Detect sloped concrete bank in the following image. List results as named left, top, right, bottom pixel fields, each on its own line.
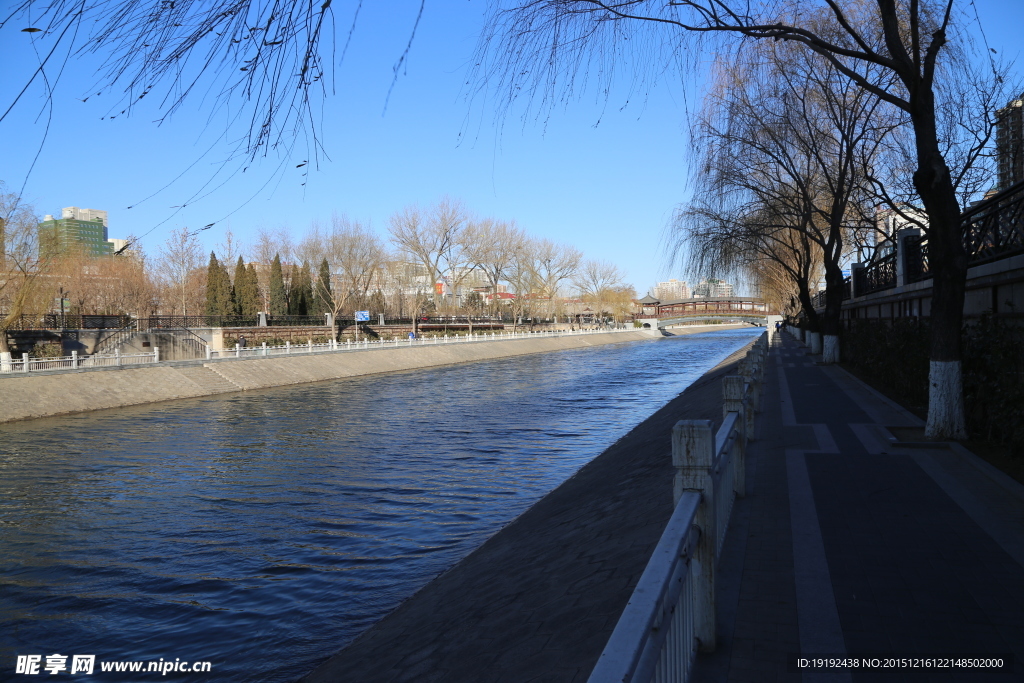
left=0, top=330, right=666, bottom=424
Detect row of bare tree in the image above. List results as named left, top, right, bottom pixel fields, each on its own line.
left=1, top=191, right=635, bottom=355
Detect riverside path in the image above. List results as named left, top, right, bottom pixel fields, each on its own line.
left=691, top=331, right=1024, bottom=682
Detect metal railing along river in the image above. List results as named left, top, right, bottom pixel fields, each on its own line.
left=588, top=332, right=768, bottom=683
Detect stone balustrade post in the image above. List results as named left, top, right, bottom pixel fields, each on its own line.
left=723, top=375, right=747, bottom=497
left=672, top=420, right=716, bottom=652
left=115, top=348, right=121, bottom=366
left=154, top=346, right=160, bottom=363
left=71, top=350, right=78, bottom=369
left=262, top=341, right=268, bottom=356
left=206, top=345, right=212, bottom=360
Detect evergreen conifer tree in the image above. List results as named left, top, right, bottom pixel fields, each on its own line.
left=205, top=252, right=220, bottom=317
left=269, top=254, right=288, bottom=315
left=287, top=262, right=313, bottom=315
left=246, top=264, right=262, bottom=314
left=234, top=256, right=260, bottom=315
left=205, top=252, right=234, bottom=317
left=316, top=258, right=332, bottom=316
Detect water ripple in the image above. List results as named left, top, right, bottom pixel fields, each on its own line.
left=0, top=328, right=758, bottom=681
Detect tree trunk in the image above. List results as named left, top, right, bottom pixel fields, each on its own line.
left=821, top=243, right=845, bottom=364
left=910, top=107, right=968, bottom=440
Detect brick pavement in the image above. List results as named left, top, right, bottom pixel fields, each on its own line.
left=692, top=331, right=1024, bottom=683
left=301, top=343, right=755, bottom=683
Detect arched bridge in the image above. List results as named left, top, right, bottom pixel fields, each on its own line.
left=636, top=297, right=775, bottom=328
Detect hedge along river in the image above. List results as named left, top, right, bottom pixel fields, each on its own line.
left=0, top=327, right=760, bottom=681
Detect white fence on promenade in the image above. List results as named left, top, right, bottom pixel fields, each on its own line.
left=0, top=348, right=159, bottom=374
left=588, top=331, right=768, bottom=683
left=207, top=327, right=636, bottom=360
left=0, top=327, right=640, bottom=376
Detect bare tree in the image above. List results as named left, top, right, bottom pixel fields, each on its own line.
left=680, top=31, right=898, bottom=362
left=3, top=0, right=372, bottom=162
left=574, top=259, right=626, bottom=325
left=387, top=199, right=467, bottom=309
left=0, top=186, right=52, bottom=361
left=505, top=238, right=543, bottom=330
left=215, top=229, right=245, bottom=266
left=479, top=0, right=1015, bottom=438
left=463, top=218, right=527, bottom=316
left=533, top=239, right=582, bottom=322
left=156, top=225, right=204, bottom=316
left=313, top=215, right=386, bottom=339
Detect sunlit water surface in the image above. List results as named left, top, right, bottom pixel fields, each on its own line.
left=1, top=328, right=759, bottom=681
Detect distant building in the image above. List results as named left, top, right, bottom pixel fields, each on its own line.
left=106, top=238, right=130, bottom=255
left=692, top=278, right=734, bottom=298
left=870, top=205, right=927, bottom=261
left=997, top=96, right=1024, bottom=191
left=39, top=207, right=113, bottom=257
left=653, top=279, right=690, bottom=300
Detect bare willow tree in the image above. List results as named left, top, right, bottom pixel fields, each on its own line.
left=681, top=28, right=899, bottom=363
left=2, top=0, right=372, bottom=162
left=479, top=0, right=1012, bottom=437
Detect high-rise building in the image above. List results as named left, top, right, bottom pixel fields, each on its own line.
left=39, top=207, right=114, bottom=257
left=997, top=97, right=1024, bottom=191
left=653, top=279, right=690, bottom=301
left=692, top=278, right=734, bottom=298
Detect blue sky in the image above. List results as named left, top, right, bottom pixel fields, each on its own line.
left=3, top=0, right=1023, bottom=294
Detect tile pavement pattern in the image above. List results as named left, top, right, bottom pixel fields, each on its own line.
left=693, top=333, right=1024, bottom=683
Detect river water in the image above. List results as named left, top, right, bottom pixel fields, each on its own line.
left=0, top=328, right=759, bottom=681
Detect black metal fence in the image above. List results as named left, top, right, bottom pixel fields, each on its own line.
left=857, top=250, right=898, bottom=295
left=4, top=314, right=131, bottom=330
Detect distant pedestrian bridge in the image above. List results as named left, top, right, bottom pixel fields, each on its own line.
left=636, top=296, right=773, bottom=328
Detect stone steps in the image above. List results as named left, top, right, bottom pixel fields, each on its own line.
left=173, top=365, right=241, bottom=394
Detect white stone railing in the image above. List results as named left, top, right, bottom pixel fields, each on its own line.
left=206, top=326, right=638, bottom=360
left=0, top=348, right=159, bottom=374
left=0, top=327, right=639, bottom=376
left=588, top=332, right=767, bottom=683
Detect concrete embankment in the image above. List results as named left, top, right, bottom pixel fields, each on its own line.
left=0, top=328, right=722, bottom=424
left=301, top=338, right=754, bottom=682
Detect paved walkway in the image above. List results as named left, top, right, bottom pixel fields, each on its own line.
left=302, top=343, right=754, bottom=683
left=693, top=331, right=1024, bottom=682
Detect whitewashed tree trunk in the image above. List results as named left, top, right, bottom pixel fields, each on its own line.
left=822, top=335, right=840, bottom=364
left=0, top=351, right=11, bottom=373
left=809, top=332, right=823, bottom=355
left=925, top=360, right=967, bottom=440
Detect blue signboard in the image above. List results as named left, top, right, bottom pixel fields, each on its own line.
left=355, top=310, right=370, bottom=322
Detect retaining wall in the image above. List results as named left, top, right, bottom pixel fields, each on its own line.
left=0, top=330, right=662, bottom=424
